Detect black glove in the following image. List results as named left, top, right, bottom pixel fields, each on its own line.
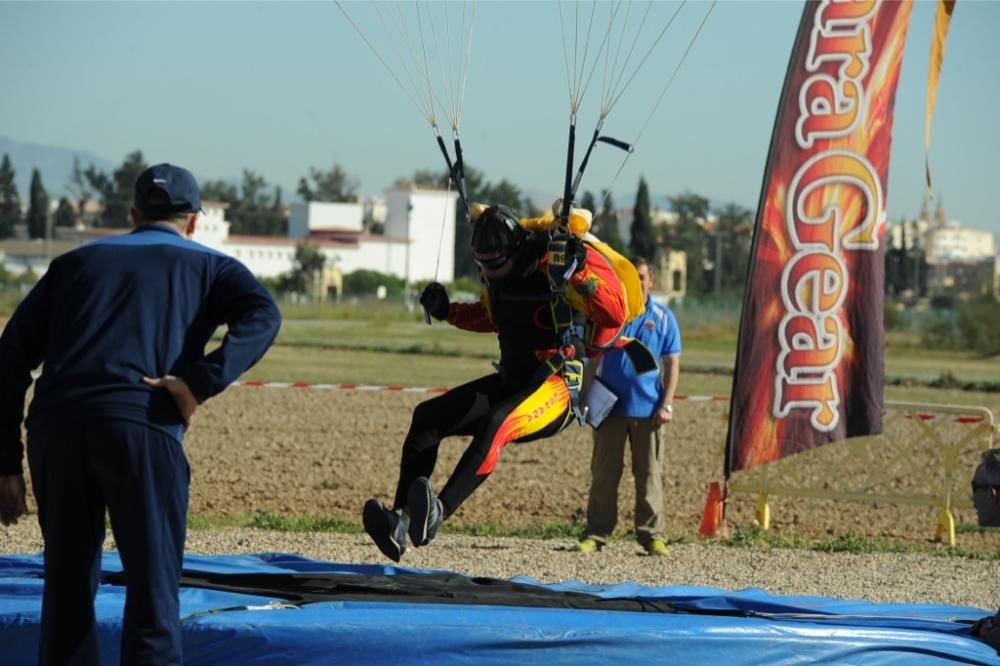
left=419, top=282, right=450, bottom=321
left=564, top=236, right=587, bottom=275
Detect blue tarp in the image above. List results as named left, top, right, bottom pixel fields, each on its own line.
left=0, top=552, right=997, bottom=665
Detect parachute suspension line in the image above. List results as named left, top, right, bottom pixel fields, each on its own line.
left=557, top=4, right=577, bottom=115
left=600, top=1, right=633, bottom=118
left=423, top=172, right=454, bottom=325
left=413, top=0, right=472, bottom=214
left=601, top=0, right=654, bottom=116
left=421, top=0, right=475, bottom=132
left=455, top=2, right=477, bottom=131
left=335, top=1, right=434, bottom=124
left=573, top=1, right=601, bottom=114
left=393, top=2, right=451, bottom=127
left=412, top=3, right=443, bottom=126
left=424, top=0, right=458, bottom=130
left=560, top=1, right=634, bottom=222
left=599, top=0, right=716, bottom=212
left=434, top=176, right=454, bottom=283
left=558, top=2, right=598, bottom=115
left=339, top=1, right=472, bottom=215
left=604, top=0, right=685, bottom=116
left=382, top=2, right=440, bottom=123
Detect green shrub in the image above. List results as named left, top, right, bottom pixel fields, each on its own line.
left=883, top=301, right=904, bottom=331
left=957, top=296, right=1000, bottom=357
left=919, top=311, right=961, bottom=349
left=343, top=270, right=406, bottom=298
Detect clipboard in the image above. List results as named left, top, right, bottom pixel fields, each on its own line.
left=583, top=376, right=618, bottom=429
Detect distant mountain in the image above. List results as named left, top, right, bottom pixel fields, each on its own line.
left=0, top=136, right=115, bottom=200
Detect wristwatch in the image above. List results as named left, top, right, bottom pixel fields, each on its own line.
left=663, top=404, right=673, bottom=414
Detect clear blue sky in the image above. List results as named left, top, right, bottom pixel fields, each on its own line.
left=1, top=1, right=997, bottom=237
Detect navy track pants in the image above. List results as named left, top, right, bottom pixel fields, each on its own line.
left=27, top=418, right=189, bottom=666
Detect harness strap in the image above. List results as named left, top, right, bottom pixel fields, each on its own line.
left=543, top=233, right=590, bottom=425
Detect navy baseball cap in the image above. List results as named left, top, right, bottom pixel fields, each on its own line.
left=134, top=163, right=202, bottom=215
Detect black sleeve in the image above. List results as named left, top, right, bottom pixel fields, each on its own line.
left=0, top=273, right=52, bottom=474
left=180, top=258, right=282, bottom=403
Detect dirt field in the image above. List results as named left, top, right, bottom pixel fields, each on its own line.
left=176, top=385, right=1000, bottom=552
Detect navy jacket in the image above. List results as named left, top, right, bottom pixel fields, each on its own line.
left=0, top=224, right=282, bottom=474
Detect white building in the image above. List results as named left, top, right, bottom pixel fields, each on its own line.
left=1, top=188, right=459, bottom=289
left=287, top=201, right=364, bottom=239
left=924, top=223, right=997, bottom=265
left=193, top=188, right=458, bottom=284
left=383, top=185, right=457, bottom=284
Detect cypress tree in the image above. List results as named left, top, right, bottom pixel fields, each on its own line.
left=629, top=177, right=656, bottom=261
left=26, top=168, right=50, bottom=240
left=0, top=154, right=20, bottom=239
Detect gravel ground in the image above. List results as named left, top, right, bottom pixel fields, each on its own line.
left=4, top=387, right=999, bottom=617
left=2, top=520, right=997, bottom=612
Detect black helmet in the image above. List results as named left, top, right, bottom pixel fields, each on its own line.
left=471, top=204, right=528, bottom=279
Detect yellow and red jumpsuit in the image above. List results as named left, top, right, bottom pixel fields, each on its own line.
left=391, top=244, right=629, bottom=517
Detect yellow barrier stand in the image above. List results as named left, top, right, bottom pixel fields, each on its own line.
left=755, top=493, right=770, bottom=531
left=728, top=401, right=996, bottom=547
left=935, top=506, right=956, bottom=546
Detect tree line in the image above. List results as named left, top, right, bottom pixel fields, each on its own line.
left=0, top=150, right=757, bottom=298
left=0, top=149, right=934, bottom=303
left=0, top=150, right=364, bottom=239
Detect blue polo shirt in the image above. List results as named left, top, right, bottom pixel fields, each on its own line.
left=0, top=223, right=281, bottom=474
left=598, top=295, right=681, bottom=418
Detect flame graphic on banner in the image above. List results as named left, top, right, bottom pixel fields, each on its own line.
left=726, top=1, right=913, bottom=474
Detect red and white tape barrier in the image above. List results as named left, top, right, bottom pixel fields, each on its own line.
left=231, top=381, right=991, bottom=425
left=234, top=380, right=448, bottom=394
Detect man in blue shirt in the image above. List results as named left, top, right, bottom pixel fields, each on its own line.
left=577, top=256, right=681, bottom=556
left=0, top=163, right=281, bottom=665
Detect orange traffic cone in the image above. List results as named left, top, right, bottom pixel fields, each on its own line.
left=698, top=481, right=726, bottom=539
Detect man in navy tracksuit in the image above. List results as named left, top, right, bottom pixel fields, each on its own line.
left=0, top=163, right=281, bottom=665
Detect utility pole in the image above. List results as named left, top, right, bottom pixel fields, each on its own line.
left=714, top=225, right=722, bottom=296
left=403, top=196, right=413, bottom=313
left=44, top=208, right=52, bottom=266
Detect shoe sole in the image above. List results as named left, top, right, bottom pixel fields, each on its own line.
left=362, top=499, right=404, bottom=563
left=407, top=478, right=434, bottom=547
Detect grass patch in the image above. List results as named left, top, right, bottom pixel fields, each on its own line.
left=956, top=522, right=990, bottom=535
left=187, top=512, right=362, bottom=534
left=719, top=526, right=1000, bottom=560
left=187, top=513, right=248, bottom=530
left=246, top=513, right=362, bottom=533
left=813, top=533, right=909, bottom=555
left=724, top=525, right=804, bottom=549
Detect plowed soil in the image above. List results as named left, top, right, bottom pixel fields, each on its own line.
left=175, top=386, right=999, bottom=552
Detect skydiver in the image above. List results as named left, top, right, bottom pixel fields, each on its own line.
left=362, top=203, right=632, bottom=562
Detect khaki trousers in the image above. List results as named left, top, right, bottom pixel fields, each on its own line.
left=583, top=415, right=665, bottom=546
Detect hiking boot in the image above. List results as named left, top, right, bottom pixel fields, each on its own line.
left=574, top=537, right=602, bottom=553
left=363, top=499, right=409, bottom=563
left=407, top=477, right=444, bottom=547
left=644, top=539, right=669, bottom=556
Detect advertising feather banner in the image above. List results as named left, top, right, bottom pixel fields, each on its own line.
left=726, top=0, right=913, bottom=475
